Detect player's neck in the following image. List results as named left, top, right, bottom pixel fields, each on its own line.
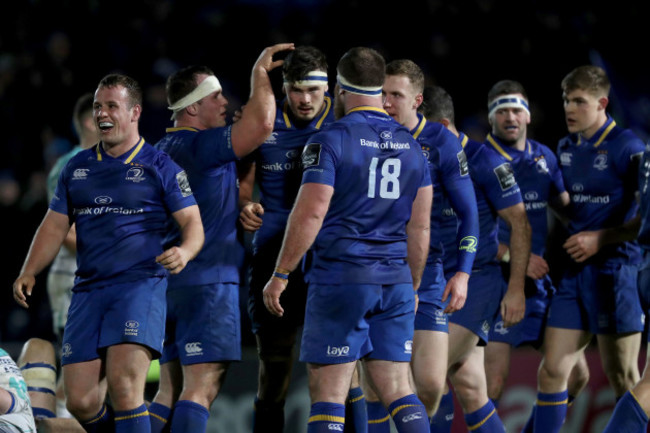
left=102, top=134, right=141, bottom=157
left=580, top=113, right=608, bottom=141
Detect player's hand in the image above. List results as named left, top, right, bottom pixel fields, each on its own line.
left=443, top=271, right=469, bottom=314
left=527, top=253, right=549, bottom=280
left=240, top=202, right=264, bottom=232
left=263, top=277, right=288, bottom=317
left=254, top=43, right=295, bottom=73
left=563, top=230, right=601, bottom=263
left=13, top=274, right=35, bottom=309
left=500, top=285, right=525, bottom=327
left=156, top=246, right=191, bottom=275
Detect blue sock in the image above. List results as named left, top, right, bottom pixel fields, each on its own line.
left=388, top=394, right=429, bottom=433
left=464, top=400, right=504, bottom=432
left=533, top=390, right=567, bottom=433
left=603, top=391, right=649, bottom=433
left=430, top=391, right=454, bottom=433
left=521, top=404, right=535, bottom=433
left=367, top=400, right=390, bottom=433
left=253, top=398, right=285, bottom=433
left=114, top=404, right=150, bottom=433
left=345, top=387, right=367, bottom=433
left=169, top=400, right=209, bottom=433
left=308, top=401, right=345, bottom=433
left=148, top=402, right=171, bottom=433
left=80, top=404, right=114, bottom=433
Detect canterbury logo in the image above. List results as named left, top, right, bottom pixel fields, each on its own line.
left=185, top=342, right=203, bottom=354
left=402, top=412, right=423, bottom=423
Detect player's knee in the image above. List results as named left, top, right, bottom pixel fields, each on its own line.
left=414, top=375, right=446, bottom=408
left=18, top=340, right=58, bottom=419
left=18, top=338, right=56, bottom=366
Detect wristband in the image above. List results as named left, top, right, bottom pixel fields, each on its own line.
left=273, top=267, right=290, bottom=280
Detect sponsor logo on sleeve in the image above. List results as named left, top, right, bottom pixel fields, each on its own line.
left=176, top=170, right=193, bottom=197
left=493, top=162, right=516, bottom=190
left=457, top=150, right=469, bottom=176
left=302, top=143, right=322, bottom=168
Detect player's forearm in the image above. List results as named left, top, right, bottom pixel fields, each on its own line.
left=406, top=232, right=428, bottom=291
left=599, top=215, right=641, bottom=246
left=178, top=214, right=205, bottom=262
left=276, top=210, right=322, bottom=272
left=507, top=217, right=531, bottom=291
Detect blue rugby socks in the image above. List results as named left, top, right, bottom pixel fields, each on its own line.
left=463, top=400, right=504, bottom=432
left=148, top=402, right=171, bottom=433
left=532, top=390, right=567, bottom=433
left=367, top=400, right=390, bottom=433
left=602, top=391, right=649, bottom=433
left=308, top=401, right=346, bottom=433
left=345, top=386, right=368, bottom=433
left=388, top=394, right=429, bottom=433
left=430, top=391, right=454, bottom=433
left=114, top=404, right=149, bottom=433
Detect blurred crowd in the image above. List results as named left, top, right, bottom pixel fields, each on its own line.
left=1, top=0, right=648, bottom=347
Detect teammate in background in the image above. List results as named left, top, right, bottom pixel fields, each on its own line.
left=44, top=92, right=97, bottom=419
left=602, top=143, right=650, bottom=432
left=10, top=338, right=85, bottom=432
left=481, top=80, right=590, bottom=422
left=262, top=46, right=432, bottom=433
left=523, top=64, right=645, bottom=433
left=237, top=45, right=339, bottom=433
left=421, top=84, right=531, bottom=433
left=13, top=73, right=205, bottom=433
left=1, top=345, right=37, bottom=433
left=148, top=43, right=293, bottom=433
left=362, top=59, right=478, bottom=432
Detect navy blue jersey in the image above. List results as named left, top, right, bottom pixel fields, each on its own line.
left=448, top=135, right=523, bottom=269
left=50, top=139, right=197, bottom=289
left=486, top=133, right=565, bottom=256
left=301, top=106, right=431, bottom=284
left=412, top=114, right=478, bottom=274
left=557, top=117, right=644, bottom=263
left=251, top=95, right=334, bottom=250
left=637, top=144, right=650, bottom=249
left=155, top=125, right=243, bottom=285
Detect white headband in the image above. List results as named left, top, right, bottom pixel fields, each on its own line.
left=168, top=75, right=222, bottom=120
left=488, top=94, right=530, bottom=119
left=336, top=74, right=383, bottom=96
left=284, top=70, right=328, bottom=87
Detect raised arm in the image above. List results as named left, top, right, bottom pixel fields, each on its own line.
left=231, top=43, right=295, bottom=158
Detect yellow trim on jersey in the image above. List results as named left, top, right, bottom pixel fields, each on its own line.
left=95, top=137, right=145, bottom=164
left=460, top=134, right=469, bottom=149
left=165, top=126, right=199, bottom=133
left=467, top=408, right=496, bottom=431
left=315, top=96, right=332, bottom=129
left=592, top=120, right=616, bottom=148
left=486, top=133, right=531, bottom=161
left=346, top=106, right=388, bottom=115
left=282, top=96, right=332, bottom=130
left=412, top=116, right=426, bottom=139
left=282, top=100, right=292, bottom=128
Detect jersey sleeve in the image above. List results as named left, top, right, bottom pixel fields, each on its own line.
left=301, top=129, right=340, bottom=187
left=483, top=157, right=523, bottom=211
left=194, top=125, right=238, bottom=168
left=157, top=154, right=198, bottom=213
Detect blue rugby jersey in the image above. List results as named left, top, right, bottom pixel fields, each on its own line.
left=250, top=95, right=334, bottom=252
left=451, top=136, right=524, bottom=269
left=301, top=106, right=431, bottom=284
left=50, top=139, right=197, bottom=289
left=557, top=116, right=644, bottom=262
left=155, top=125, right=243, bottom=285
left=636, top=143, right=650, bottom=249
left=411, top=114, right=478, bottom=274
left=486, top=133, right=565, bottom=257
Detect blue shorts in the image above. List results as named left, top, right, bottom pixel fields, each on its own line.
left=415, top=262, right=449, bottom=332
left=547, top=261, right=644, bottom=334
left=300, top=283, right=415, bottom=364
left=61, top=277, right=167, bottom=365
left=637, top=251, right=650, bottom=341
left=160, top=282, right=241, bottom=365
left=489, top=275, right=552, bottom=348
left=248, top=238, right=308, bottom=337
left=448, top=263, right=504, bottom=345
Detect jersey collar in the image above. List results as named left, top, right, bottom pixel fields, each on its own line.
left=95, top=137, right=145, bottom=164
left=282, top=95, right=332, bottom=129
left=485, top=132, right=530, bottom=161
left=411, top=113, right=426, bottom=139
left=577, top=116, right=616, bottom=148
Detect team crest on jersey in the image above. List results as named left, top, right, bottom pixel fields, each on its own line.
left=176, top=171, right=193, bottom=197
left=422, top=150, right=430, bottom=160
left=61, top=343, right=72, bottom=358
left=535, top=157, right=549, bottom=174
left=493, top=320, right=509, bottom=335
left=593, top=153, right=608, bottom=171
left=302, top=143, right=322, bottom=167
left=126, top=167, right=145, bottom=183
left=572, top=183, right=584, bottom=192
left=459, top=236, right=477, bottom=253
left=493, top=162, right=516, bottom=191
left=404, top=340, right=413, bottom=354
left=457, top=150, right=469, bottom=176
left=380, top=130, right=393, bottom=140
left=94, top=196, right=113, bottom=204
left=265, top=132, right=278, bottom=145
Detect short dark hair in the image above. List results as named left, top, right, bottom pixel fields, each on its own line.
left=561, top=65, right=610, bottom=97
left=420, top=85, right=455, bottom=124
left=283, top=46, right=328, bottom=84
left=72, top=92, right=94, bottom=137
left=487, top=79, right=527, bottom=106
left=385, top=59, right=424, bottom=94
left=166, top=65, right=215, bottom=106
left=337, top=47, right=385, bottom=89
left=97, top=73, right=142, bottom=107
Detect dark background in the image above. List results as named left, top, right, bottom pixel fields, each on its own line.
left=1, top=0, right=649, bottom=351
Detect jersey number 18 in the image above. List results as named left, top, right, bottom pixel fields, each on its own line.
left=368, top=157, right=401, bottom=199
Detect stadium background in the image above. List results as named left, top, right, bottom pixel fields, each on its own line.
left=1, top=1, right=648, bottom=431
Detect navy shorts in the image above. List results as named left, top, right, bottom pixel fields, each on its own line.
left=415, top=262, right=449, bottom=332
